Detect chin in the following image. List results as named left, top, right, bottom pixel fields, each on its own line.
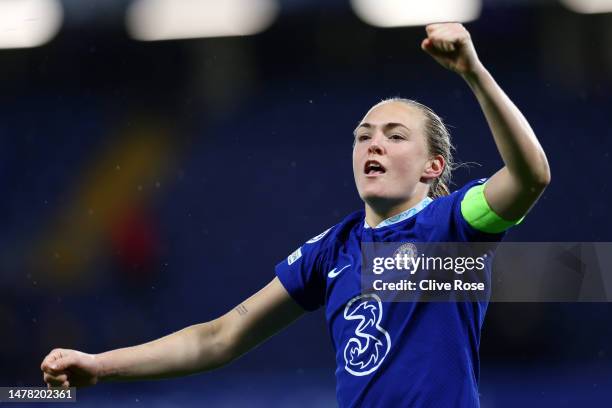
left=359, top=188, right=385, bottom=202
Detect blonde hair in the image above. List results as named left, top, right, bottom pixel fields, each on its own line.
left=375, top=98, right=455, bottom=199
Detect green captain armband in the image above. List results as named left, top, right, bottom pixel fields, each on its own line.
left=460, top=183, right=525, bottom=234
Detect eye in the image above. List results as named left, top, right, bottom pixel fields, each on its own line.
left=389, top=133, right=405, bottom=141
left=357, top=134, right=371, bottom=142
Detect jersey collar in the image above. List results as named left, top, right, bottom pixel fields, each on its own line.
left=364, top=196, right=433, bottom=229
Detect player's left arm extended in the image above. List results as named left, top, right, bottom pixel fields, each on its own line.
left=422, top=23, right=550, bottom=221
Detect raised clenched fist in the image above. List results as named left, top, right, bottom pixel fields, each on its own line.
left=421, top=23, right=482, bottom=76
left=40, top=348, right=100, bottom=389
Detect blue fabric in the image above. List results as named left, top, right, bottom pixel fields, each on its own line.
left=275, top=179, right=506, bottom=408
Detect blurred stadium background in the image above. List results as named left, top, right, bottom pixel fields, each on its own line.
left=1, top=0, right=612, bottom=406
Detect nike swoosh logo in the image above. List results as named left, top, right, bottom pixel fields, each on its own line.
left=328, top=264, right=351, bottom=279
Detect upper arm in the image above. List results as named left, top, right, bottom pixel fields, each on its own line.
left=217, top=277, right=306, bottom=361
left=483, top=166, right=549, bottom=221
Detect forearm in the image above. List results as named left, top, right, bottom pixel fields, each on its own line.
left=96, top=320, right=229, bottom=382
left=463, top=66, right=550, bottom=185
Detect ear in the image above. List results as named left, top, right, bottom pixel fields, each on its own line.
left=420, top=155, right=445, bottom=182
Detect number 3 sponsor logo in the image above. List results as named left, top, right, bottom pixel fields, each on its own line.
left=342, top=293, right=391, bottom=376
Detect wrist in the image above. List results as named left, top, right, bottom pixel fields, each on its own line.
left=460, top=62, right=488, bottom=85
left=93, top=353, right=113, bottom=382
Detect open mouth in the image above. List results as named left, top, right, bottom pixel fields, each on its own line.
left=364, top=160, right=386, bottom=175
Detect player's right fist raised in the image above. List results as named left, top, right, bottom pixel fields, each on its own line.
left=40, top=348, right=100, bottom=388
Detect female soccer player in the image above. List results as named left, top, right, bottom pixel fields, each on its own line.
left=41, top=23, right=550, bottom=407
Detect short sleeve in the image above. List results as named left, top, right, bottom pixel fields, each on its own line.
left=274, top=230, right=330, bottom=311
left=460, top=182, right=524, bottom=234
left=450, top=179, right=508, bottom=242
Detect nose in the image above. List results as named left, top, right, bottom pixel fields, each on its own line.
left=367, top=132, right=385, bottom=155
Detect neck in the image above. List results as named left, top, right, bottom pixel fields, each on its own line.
left=364, top=193, right=429, bottom=228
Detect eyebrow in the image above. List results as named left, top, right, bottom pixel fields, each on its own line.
left=353, top=122, right=412, bottom=135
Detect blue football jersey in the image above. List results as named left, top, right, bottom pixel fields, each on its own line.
left=275, top=179, right=507, bottom=408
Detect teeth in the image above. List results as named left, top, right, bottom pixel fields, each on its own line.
left=366, top=161, right=383, bottom=173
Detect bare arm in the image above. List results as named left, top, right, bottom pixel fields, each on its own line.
left=422, top=23, right=551, bottom=220
left=41, top=277, right=305, bottom=387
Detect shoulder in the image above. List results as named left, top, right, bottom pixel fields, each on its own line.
left=418, top=178, right=506, bottom=241
left=441, top=178, right=488, bottom=206
left=274, top=211, right=364, bottom=311
left=302, top=210, right=364, bottom=252
left=422, top=179, right=487, bottom=218
left=281, top=210, right=363, bottom=268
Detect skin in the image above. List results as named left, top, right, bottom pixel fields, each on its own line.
left=353, top=101, right=444, bottom=228
left=421, top=23, right=550, bottom=220
left=41, top=23, right=550, bottom=389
